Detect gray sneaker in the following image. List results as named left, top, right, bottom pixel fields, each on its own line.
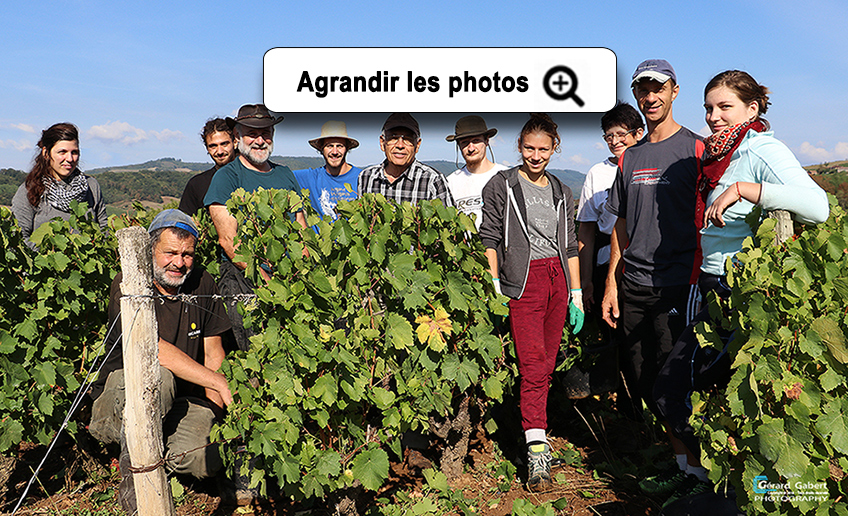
left=526, top=441, right=552, bottom=492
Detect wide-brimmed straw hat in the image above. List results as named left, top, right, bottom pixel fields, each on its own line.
left=308, top=121, right=359, bottom=150
left=445, top=115, right=497, bottom=142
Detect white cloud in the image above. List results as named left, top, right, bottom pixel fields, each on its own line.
left=593, top=141, right=606, bottom=151
left=0, top=139, right=32, bottom=152
left=150, top=129, right=184, bottom=143
left=490, top=134, right=510, bottom=151
left=568, top=154, right=590, bottom=166
left=87, top=121, right=184, bottom=146
left=87, top=121, right=149, bottom=145
left=796, top=141, right=847, bottom=163
left=10, top=123, right=36, bottom=133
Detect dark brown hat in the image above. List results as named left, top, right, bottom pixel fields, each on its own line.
left=225, top=104, right=284, bottom=129
left=446, top=115, right=497, bottom=142
left=382, top=113, right=420, bottom=139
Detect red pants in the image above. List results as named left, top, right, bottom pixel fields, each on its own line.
left=509, top=257, right=569, bottom=431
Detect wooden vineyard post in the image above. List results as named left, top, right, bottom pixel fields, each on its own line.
left=116, top=227, right=176, bottom=516
left=769, top=209, right=793, bottom=245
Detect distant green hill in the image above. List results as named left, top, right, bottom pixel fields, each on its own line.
left=96, top=169, right=196, bottom=205
left=88, top=157, right=208, bottom=174
left=805, top=160, right=848, bottom=209
left=0, top=157, right=586, bottom=212
left=422, top=160, right=459, bottom=176
left=548, top=169, right=585, bottom=196
left=0, top=168, right=26, bottom=205
left=272, top=156, right=327, bottom=170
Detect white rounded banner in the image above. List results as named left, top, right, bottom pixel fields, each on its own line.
left=264, top=47, right=617, bottom=113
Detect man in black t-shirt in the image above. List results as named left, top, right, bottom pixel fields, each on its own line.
left=178, top=118, right=237, bottom=216
left=602, top=60, right=702, bottom=410
left=89, top=210, right=232, bottom=499
left=601, top=60, right=707, bottom=499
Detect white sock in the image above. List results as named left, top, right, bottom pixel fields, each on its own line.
left=676, top=454, right=687, bottom=471
left=687, top=465, right=708, bottom=482
left=525, top=428, right=547, bottom=445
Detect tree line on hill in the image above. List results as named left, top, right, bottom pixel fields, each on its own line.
left=0, top=157, right=587, bottom=209
left=808, top=162, right=848, bottom=210
left=0, top=168, right=26, bottom=206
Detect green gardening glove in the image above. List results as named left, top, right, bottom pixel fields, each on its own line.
left=568, top=288, right=584, bottom=334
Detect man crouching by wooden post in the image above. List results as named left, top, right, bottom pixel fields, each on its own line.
left=88, top=209, right=233, bottom=515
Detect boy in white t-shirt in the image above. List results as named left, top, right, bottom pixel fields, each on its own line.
left=577, top=102, right=644, bottom=313
left=445, top=116, right=508, bottom=229
left=577, top=102, right=644, bottom=422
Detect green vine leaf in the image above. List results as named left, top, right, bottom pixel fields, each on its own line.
left=811, top=316, right=848, bottom=364
left=350, top=447, right=389, bottom=491
left=386, top=313, right=414, bottom=350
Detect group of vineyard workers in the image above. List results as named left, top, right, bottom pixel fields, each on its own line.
left=9, top=59, right=829, bottom=508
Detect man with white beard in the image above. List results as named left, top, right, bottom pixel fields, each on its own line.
left=204, top=103, right=306, bottom=351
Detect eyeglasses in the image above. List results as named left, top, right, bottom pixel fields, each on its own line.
left=602, top=128, right=638, bottom=143
left=384, top=133, right=417, bottom=146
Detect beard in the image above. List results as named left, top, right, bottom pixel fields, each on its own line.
left=238, top=138, right=273, bottom=168
left=463, top=151, right=485, bottom=168
left=212, top=151, right=234, bottom=168
left=153, top=261, right=192, bottom=290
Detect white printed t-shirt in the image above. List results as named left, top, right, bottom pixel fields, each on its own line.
left=447, top=162, right=509, bottom=229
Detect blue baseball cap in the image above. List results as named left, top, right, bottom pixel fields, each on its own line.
left=631, top=59, right=677, bottom=86
left=148, top=209, right=198, bottom=239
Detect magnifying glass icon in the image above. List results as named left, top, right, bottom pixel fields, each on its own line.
left=543, top=65, right=584, bottom=107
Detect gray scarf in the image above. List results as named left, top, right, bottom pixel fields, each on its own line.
left=43, top=170, right=89, bottom=212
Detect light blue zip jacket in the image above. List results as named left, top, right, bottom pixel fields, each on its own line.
left=701, top=130, right=829, bottom=276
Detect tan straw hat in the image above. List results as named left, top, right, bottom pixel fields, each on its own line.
left=308, top=121, right=360, bottom=150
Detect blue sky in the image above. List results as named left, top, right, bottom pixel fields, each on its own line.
left=2, top=0, right=846, bottom=175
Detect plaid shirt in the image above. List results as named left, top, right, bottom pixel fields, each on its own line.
left=357, top=159, right=455, bottom=207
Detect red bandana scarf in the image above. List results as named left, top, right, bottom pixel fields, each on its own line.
left=695, top=119, right=767, bottom=229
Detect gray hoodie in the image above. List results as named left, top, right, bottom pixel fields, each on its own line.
left=479, top=166, right=578, bottom=299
